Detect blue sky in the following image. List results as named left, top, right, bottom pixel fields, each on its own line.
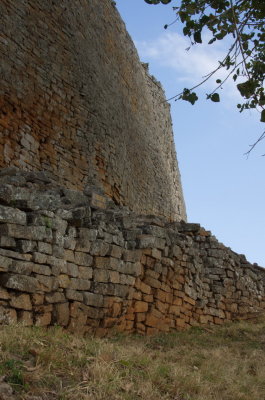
left=115, top=0, right=265, bottom=267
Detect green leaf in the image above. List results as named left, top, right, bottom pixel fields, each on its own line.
left=208, top=37, right=216, bottom=44
left=261, top=110, right=265, bottom=123
left=237, top=80, right=259, bottom=99
left=210, top=93, right=220, bottom=102
left=182, top=89, right=198, bottom=105
left=194, top=31, right=202, bottom=43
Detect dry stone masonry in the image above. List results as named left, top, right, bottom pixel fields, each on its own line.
left=0, top=0, right=186, bottom=221
left=0, top=0, right=264, bottom=334
left=0, top=170, right=264, bottom=335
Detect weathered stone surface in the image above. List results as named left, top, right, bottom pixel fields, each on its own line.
left=0, top=175, right=264, bottom=336
left=83, top=292, right=104, bottom=307
left=0, top=224, right=52, bottom=241
left=0, top=274, right=38, bottom=293
left=0, top=236, right=16, bottom=248
left=10, top=294, right=32, bottom=310
left=0, top=255, right=12, bottom=272
left=0, top=205, right=26, bottom=225
left=45, top=292, right=66, bottom=303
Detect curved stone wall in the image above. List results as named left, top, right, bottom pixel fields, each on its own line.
left=0, top=170, right=264, bottom=335
left=0, top=0, right=186, bottom=221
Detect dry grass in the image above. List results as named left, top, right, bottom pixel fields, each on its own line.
left=0, top=318, right=265, bottom=400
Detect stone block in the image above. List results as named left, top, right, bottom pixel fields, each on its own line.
left=144, top=276, right=161, bottom=289
left=123, top=249, right=142, bottom=262
left=17, top=240, right=37, bottom=253
left=78, top=228, right=97, bottom=241
left=135, top=279, right=152, bottom=295
left=33, top=252, right=48, bottom=264
left=75, top=239, right=91, bottom=252
left=10, top=294, right=32, bottom=310
left=137, top=235, right=166, bottom=250
left=83, top=292, right=104, bottom=307
left=95, top=257, right=122, bottom=270
left=0, top=288, right=10, bottom=300
left=107, top=245, right=123, bottom=259
left=65, top=289, right=83, bottom=301
left=74, top=251, right=93, bottom=266
left=64, top=249, right=75, bottom=263
left=90, top=240, right=109, bottom=256
left=0, top=248, right=32, bottom=261
left=31, top=293, right=44, bottom=305
left=0, top=224, right=52, bottom=241
left=143, top=294, right=153, bottom=302
left=45, top=292, right=66, bottom=303
left=70, top=278, right=91, bottom=291
left=134, top=301, right=148, bottom=313
left=0, top=205, right=27, bottom=225
left=0, top=255, right=12, bottom=272
left=37, top=275, right=59, bottom=292
left=145, top=313, right=160, bottom=328
left=0, top=236, right=16, bottom=248
left=120, top=274, right=135, bottom=286
left=109, top=270, right=120, bottom=284
left=38, top=241, right=53, bottom=254
left=32, top=263, right=51, bottom=276
left=67, top=262, right=79, bottom=277
left=0, top=274, right=38, bottom=293
left=54, top=302, right=69, bottom=326
left=58, top=274, right=71, bottom=288
left=78, top=266, right=93, bottom=280
left=0, top=184, right=13, bottom=204
left=35, top=313, right=52, bottom=326
left=64, top=237, right=77, bottom=250
left=94, top=269, right=109, bottom=283
left=9, top=260, right=34, bottom=275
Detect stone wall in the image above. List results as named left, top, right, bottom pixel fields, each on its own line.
left=0, top=0, right=186, bottom=221
left=0, top=170, right=264, bottom=335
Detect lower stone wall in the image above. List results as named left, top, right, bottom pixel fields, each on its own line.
left=0, top=168, right=264, bottom=335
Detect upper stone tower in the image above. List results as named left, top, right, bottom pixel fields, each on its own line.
left=0, top=0, right=186, bottom=221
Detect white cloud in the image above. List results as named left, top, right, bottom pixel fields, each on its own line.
left=135, top=32, right=243, bottom=103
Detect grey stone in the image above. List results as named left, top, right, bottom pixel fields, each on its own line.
left=45, top=292, right=65, bottom=303
left=0, top=236, right=16, bottom=248
left=0, top=274, right=38, bottom=292
left=9, top=260, right=34, bottom=275
left=37, top=275, right=59, bottom=291
left=70, top=278, right=91, bottom=291
left=0, top=255, right=12, bottom=272
left=65, top=289, right=83, bottom=301
left=90, top=240, right=109, bottom=256
left=83, top=292, right=104, bottom=307
left=74, top=251, right=93, bottom=266
left=0, top=205, right=26, bottom=225
left=0, top=184, right=13, bottom=204
left=0, top=224, right=52, bottom=241
left=0, top=248, right=32, bottom=261
left=17, top=240, right=37, bottom=253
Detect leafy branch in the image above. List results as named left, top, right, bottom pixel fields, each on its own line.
left=144, top=0, right=265, bottom=135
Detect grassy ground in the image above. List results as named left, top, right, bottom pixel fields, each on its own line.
left=0, top=318, right=265, bottom=400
